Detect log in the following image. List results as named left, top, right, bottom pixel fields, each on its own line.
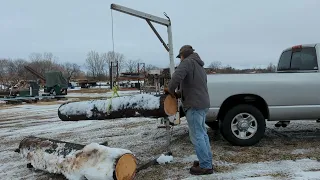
left=58, top=94, right=168, bottom=121
left=16, top=136, right=137, bottom=180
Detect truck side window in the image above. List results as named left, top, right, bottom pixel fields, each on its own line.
left=291, top=47, right=318, bottom=70
left=277, top=50, right=291, bottom=70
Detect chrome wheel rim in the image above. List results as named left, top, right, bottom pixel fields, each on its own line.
left=231, top=113, right=258, bottom=140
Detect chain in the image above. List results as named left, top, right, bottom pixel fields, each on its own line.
left=110, top=9, right=118, bottom=87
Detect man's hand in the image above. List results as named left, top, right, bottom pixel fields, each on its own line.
left=164, top=88, right=181, bottom=99
left=175, top=91, right=181, bottom=98
left=163, top=87, right=175, bottom=98
left=164, top=87, right=170, bottom=95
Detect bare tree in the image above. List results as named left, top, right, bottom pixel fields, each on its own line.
left=62, top=63, right=81, bottom=81
left=29, top=53, right=42, bottom=62
left=85, top=51, right=99, bottom=77
left=145, top=64, right=160, bottom=71
left=266, top=62, right=277, bottom=72
left=126, top=59, right=140, bottom=73
left=85, top=50, right=106, bottom=79
left=0, top=59, right=9, bottom=86
left=6, top=59, right=28, bottom=83
left=28, top=52, right=62, bottom=76
left=105, top=51, right=125, bottom=73
left=208, top=61, right=222, bottom=70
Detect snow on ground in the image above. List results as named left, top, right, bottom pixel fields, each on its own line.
left=91, top=85, right=109, bottom=89
left=182, top=158, right=320, bottom=180
left=0, top=103, right=180, bottom=179
left=68, top=87, right=81, bottom=90
left=0, top=92, right=320, bottom=179
left=157, top=154, right=174, bottom=164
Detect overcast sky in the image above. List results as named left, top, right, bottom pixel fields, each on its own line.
left=1, top=0, right=320, bottom=69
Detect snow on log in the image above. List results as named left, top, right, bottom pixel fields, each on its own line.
left=16, top=136, right=137, bottom=180
left=58, top=94, right=167, bottom=121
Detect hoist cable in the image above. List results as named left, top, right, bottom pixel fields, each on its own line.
left=111, top=9, right=115, bottom=56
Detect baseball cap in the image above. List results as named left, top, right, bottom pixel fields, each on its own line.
left=176, top=45, right=195, bottom=58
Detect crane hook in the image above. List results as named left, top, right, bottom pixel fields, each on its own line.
left=163, top=12, right=170, bottom=21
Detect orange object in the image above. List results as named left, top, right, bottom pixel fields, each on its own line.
left=115, top=153, right=137, bottom=180
left=164, top=95, right=178, bottom=116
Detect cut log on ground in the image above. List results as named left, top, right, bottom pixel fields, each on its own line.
left=58, top=94, right=168, bottom=121
left=16, top=136, right=137, bottom=180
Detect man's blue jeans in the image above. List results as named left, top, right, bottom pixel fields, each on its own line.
left=185, top=108, right=213, bottom=169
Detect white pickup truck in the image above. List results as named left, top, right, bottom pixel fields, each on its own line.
left=203, top=43, right=320, bottom=146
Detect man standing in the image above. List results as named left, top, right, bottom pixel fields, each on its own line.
left=165, top=45, right=213, bottom=175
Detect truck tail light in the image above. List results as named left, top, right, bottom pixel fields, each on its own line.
left=292, top=45, right=302, bottom=49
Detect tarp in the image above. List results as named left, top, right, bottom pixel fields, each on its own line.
left=45, top=71, right=68, bottom=88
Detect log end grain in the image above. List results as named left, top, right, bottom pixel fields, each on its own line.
left=115, top=153, right=137, bottom=180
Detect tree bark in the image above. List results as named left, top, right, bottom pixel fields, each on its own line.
left=58, top=94, right=168, bottom=121
left=16, top=136, right=137, bottom=180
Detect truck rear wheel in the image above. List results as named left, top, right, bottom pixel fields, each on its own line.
left=221, top=104, right=266, bottom=146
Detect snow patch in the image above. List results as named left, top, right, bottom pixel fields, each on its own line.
left=59, top=94, right=160, bottom=118
left=293, top=171, right=320, bottom=180
left=68, top=87, right=81, bottom=90
left=21, top=142, right=132, bottom=180
left=157, top=154, right=173, bottom=164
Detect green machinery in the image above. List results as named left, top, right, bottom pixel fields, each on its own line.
left=24, top=66, right=68, bottom=96
left=0, top=66, right=68, bottom=103
left=43, top=71, right=68, bottom=96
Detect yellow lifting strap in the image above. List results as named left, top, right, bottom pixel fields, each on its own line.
left=107, top=84, right=120, bottom=113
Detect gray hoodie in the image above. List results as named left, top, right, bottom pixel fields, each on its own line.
left=168, top=53, right=210, bottom=109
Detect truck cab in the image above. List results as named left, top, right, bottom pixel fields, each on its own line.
left=277, top=44, right=319, bottom=73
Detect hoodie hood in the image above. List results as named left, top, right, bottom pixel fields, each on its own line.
left=187, top=53, right=204, bottom=67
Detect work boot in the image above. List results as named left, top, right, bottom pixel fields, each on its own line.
left=193, top=160, right=214, bottom=168
left=189, top=166, right=213, bottom=175
left=193, top=160, right=200, bottom=167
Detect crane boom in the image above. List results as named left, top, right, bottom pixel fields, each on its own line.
left=110, top=4, right=170, bottom=26
left=110, top=3, right=175, bottom=77
left=24, top=66, right=46, bottom=82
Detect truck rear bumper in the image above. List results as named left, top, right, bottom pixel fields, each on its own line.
left=206, top=107, right=219, bottom=122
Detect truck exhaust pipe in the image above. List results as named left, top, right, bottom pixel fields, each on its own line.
left=275, top=121, right=290, bottom=128
left=281, top=121, right=290, bottom=127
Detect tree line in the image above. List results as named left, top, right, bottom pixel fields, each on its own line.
left=0, top=51, right=160, bottom=86
left=84, top=51, right=159, bottom=80
left=207, top=61, right=277, bottom=73
left=0, top=52, right=277, bottom=87
left=0, top=52, right=83, bottom=87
